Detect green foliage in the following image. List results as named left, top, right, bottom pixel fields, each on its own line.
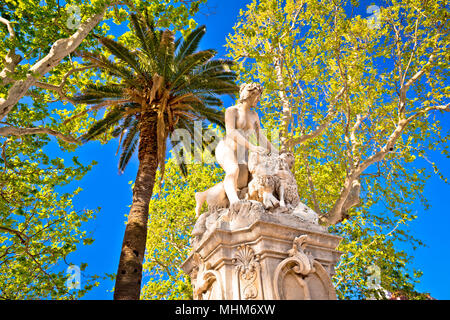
left=0, top=104, right=100, bottom=299
left=0, top=0, right=208, bottom=141
left=141, top=0, right=448, bottom=299
left=225, top=0, right=448, bottom=299
left=1, top=0, right=207, bottom=299
left=73, top=14, right=237, bottom=176
left=141, top=156, right=223, bottom=299
left=1, top=40, right=100, bottom=297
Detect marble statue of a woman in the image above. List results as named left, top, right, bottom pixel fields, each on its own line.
left=194, top=82, right=277, bottom=216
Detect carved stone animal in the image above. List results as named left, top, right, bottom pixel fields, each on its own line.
left=194, top=151, right=300, bottom=221
left=247, top=151, right=279, bottom=208
left=276, top=152, right=300, bottom=209
left=247, top=151, right=300, bottom=210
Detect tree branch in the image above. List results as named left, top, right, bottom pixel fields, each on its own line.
left=0, top=16, right=23, bottom=86
left=288, top=87, right=345, bottom=147
left=399, top=51, right=436, bottom=116
left=0, top=225, right=28, bottom=244
left=0, top=16, right=15, bottom=37
left=34, top=65, right=93, bottom=104
left=0, top=125, right=80, bottom=144
left=323, top=41, right=443, bottom=226
left=323, top=103, right=449, bottom=226
left=270, top=43, right=291, bottom=152
left=401, top=18, right=420, bottom=88
left=349, top=113, right=368, bottom=168
left=303, top=154, right=321, bottom=214
left=0, top=4, right=109, bottom=120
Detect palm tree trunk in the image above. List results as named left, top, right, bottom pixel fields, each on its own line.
left=113, top=111, right=158, bottom=300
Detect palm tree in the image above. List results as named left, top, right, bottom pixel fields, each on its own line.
left=72, top=14, right=237, bottom=300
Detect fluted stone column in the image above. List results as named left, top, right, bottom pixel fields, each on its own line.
left=181, top=203, right=342, bottom=300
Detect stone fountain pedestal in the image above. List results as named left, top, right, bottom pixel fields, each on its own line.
left=181, top=202, right=342, bottom=300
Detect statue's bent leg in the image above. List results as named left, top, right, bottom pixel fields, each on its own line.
left=237, top=163, right=249, bottom=190
left=216, top=141, right=240, bottom=205
left=222, top=163, right=240, bottom=204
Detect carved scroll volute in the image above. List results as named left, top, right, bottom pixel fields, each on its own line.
left=272, top=234, right=338, bottom=300
left=233, top=245, right=263, bottom=300
left=191, top=253, right=224, bottom=300
left=287, top=235, right=316, bottom=275
left=273, top=235, right=316, bottom=300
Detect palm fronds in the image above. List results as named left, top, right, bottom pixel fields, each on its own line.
left=72, top=13, right=238, bottom=176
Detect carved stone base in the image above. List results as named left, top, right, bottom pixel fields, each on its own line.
left=182, top=205, right=343, bottom=300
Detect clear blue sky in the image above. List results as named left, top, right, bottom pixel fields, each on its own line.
left=61, top=0, right=450, bottom=299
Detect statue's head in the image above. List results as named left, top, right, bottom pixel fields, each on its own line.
left=280, top=152, right=295, bottom=170
left=238, top=82, right=263, bottom=106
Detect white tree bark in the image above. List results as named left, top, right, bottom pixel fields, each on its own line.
left=0, top=126, right=79, bottom=144
left=0, top=7, right=108, bottom=121
left=324, top=66, right=448, bottom=226
left=0, top=16, right=22, bottom=86
left=288, top=87, right=345, bottom=148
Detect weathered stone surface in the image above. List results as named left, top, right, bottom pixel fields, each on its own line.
left=192, top=150, right=320, bottom=239
left=182, top=205, right=342, bottom=300
left=185, top=82, right=342, bottom=300
left=186, top=143, right=342, bottom=301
